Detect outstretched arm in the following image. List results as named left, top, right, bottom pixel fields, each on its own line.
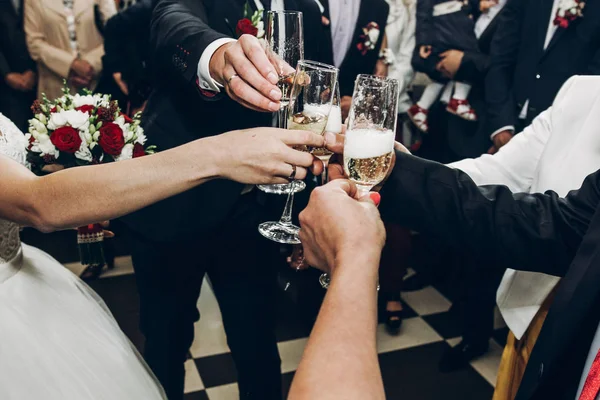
left=0, top=128, right=325, bottom=232
left=380, top=152, right=598, bottom=277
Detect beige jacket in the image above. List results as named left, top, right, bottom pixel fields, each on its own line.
left=24, top=0, right=116, bottom=100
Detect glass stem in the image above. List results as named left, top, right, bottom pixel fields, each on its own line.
left=279, top=181, right=296, bottom=225
left=320, top=160, right=328, bottom=186
left=277, top=106, right=288, bottom=129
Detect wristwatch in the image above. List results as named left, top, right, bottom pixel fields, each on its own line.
left=378, top=48, right=395, bottom=66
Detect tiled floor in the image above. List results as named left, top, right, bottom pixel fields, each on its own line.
left=23, top=228, right=506, bottom=400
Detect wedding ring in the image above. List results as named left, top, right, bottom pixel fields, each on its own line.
left=288, top=165, right=297, bottom=181
left=227, top=73, right=239, bottom=85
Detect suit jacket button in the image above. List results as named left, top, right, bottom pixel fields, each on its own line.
left=538, top=363, right=544, bottom=379
left=536, top=74, right=541, bottom=79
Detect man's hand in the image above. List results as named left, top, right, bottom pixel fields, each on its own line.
left=70, top=58, right=95, bottom=79
left=5, top=73, right=27, bottom=91
left=436, top=50, right=464, bottom=79
left=21, top=70, right=36, bottom=91
left=480, top=0, right=498, bottom=12
left=299, top=180, right=386, bottom=273
left=68, top=74, right=92, bottom=89
left=209, top=35, right=282, bottom=112
left=419, top=45, right=432, bottom=59
left=210, top=127, right=325, bottom=184
left=488, top=130, right=513, bottom=154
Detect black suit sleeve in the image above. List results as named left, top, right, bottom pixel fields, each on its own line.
left=415, top=0, right=434, bottom=47
left=483, top=0, right=525, bottom=134
left=455, top=51, right=490, bottom=83
left=150, top=0, right=228, bottom=86
left=0, top=51, right=10, bottom=77
left=379, top=151, right=598, bottom=277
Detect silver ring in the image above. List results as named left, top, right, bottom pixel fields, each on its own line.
left=288, top=165, right=297, bottom=181
left=227, top=73, right=239, bottom=85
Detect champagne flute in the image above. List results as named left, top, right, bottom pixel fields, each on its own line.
left=259, top=60, right=339, bottom=244
left=310, top=83, right=341, bottom=185
left=257, top=10, right=307, bottom=195
left=319, top=74, right=400, bottom=289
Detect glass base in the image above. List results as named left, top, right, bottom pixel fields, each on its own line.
left=257, top=181, right=306, bottom=195
left=258, top=221, right=301, bottom=244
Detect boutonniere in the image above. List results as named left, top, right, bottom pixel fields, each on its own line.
left=357, top=22, right=380, bottom=56
left=553, top=0, right=585, bottom=29
left=236, top=1, right=265, bottom=38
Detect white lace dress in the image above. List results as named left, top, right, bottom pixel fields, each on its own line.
left=0, top=114, right=166, bottom=399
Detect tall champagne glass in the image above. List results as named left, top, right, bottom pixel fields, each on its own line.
left=259, top=60, right=339, bottom=244
left=311, top=83, right=341, bottom=185
left=257, top=10, right=306, bottom=195
left=319, top=74, right=399, bottom=289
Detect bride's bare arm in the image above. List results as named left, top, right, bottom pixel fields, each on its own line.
left=0, top=128, right=324, bottom=232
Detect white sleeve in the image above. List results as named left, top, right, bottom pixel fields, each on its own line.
left=449, top=108, right=554, bottom=193
left=490, top=125, right=515, bottom=140
left=197, top=38, right=237, bottom=92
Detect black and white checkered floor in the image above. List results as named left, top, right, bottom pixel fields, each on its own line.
left=25, top=229, right=508, bottom=400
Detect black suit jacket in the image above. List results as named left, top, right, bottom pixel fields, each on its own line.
left=0, top=0, right=35, bottom=82
left=380, top=151, right=600, bottom=399
left=123, top=0, right=322, bottom=241
left=485, top=0, right=600, bottom=134
left=316, top=0, right=389, bottom=96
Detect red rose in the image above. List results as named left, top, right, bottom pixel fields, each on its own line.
left=236, top=18, right=258, bottom=37
left=27, top=135, right=35, bottom=150
left=120, top=112, right=133, bottom=124
left=133, top=143, right=146, bottom=158
left=50, top=126, right=82, bottom=153
left=98, top=122, right=125, bottom=156
left=76, top=104, right=95, bottom=115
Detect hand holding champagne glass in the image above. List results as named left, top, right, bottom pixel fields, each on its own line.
left=258, top=10, right=306, bottom=195
left=259, top=60, right=339, bottom=244
left=319, top=74, right=399, bottom=289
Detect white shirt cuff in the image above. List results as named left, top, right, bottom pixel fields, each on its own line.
left=197, top=38, right=237, bottom=92
left=490, top=126, right=515, bottom=140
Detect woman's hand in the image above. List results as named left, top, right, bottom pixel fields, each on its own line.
left=299, top=180, right=386, bottom=274
left=209, top=127, right=325, bottom=184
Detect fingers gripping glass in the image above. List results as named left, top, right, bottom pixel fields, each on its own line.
left=257, top=10, right=307, bottom=195
left=259, top=60, right=339, bottom=244
left=319, top=74, right=400, bottom=289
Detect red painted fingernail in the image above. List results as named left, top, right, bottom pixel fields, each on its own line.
left=369, top=192, right=381, bottom=206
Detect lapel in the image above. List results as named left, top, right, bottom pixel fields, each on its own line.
left=478, top=8, right=502, bottom=45
left=544, top=20, right=578, bottom=55
left=516, top=207, right=600, bottom=399
left=45, top=0, right=67, bottom=16
left=538, top=0, right=554, bottom=52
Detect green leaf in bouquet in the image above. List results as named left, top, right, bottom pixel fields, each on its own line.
left=145, top=145, right=158, bottom=154
left=243, top=1, right=252, bottom=18
left=82, top=88, right=93, bottom=96
left=89, top=124, right=96, bottom=134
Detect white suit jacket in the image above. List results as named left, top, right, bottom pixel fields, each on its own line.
left=449, top=76, right=600, bottom=339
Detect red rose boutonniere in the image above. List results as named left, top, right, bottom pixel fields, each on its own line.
left=236, top=1, right=264, bottom=38
left=554, top=0, right=585, bottom=29
left=357, top=22, right=381, bottom=56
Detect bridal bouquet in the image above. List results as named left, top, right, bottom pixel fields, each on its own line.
left=26, top=86, right=155, bottom=270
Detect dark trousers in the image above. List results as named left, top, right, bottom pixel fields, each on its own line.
left=129, top=195, right=282, bottom=400
left=379, top=224, right=412, bottom=296
left=0, top=87, right=35, bottom=132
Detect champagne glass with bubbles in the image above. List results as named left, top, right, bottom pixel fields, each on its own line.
left=319, top=74, right=399, bottom=289
left=311, top=83, right=341, bottom=184
left=257, top=10, right=306, bottom=195
left=259, top=60, right=339, bottom=244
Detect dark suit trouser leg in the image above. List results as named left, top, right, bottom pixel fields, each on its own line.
left=129, top=195, right=281, bottom=400
left=460, top=256, right=506, bottom=344
left=207, top=196, right=282, bottom=400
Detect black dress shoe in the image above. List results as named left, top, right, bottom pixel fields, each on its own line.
left=384, top=294, right=404, bottom=335
left=438, top=339, right=489, bottom=372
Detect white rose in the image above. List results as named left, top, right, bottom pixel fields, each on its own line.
left=135, top=130, right=147, bottom=145
left=38, top=136, right=59, bottom=158
left=72, top=94, right=98, bottom=108
left=368, top=29, right=380, bottom=44
left=62, top=109, right=90, bottom=130
left=47, top=111, right=68, bottom=130
left=115, top=143, right=134, bottom=161
left=256, top=21, right=265, bottom=39
left=124, top=127, right=134, bottom=142
left=75, top=142, right=93, bottom=162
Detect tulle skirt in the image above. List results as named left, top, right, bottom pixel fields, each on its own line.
left=0, top=243, right=166, bottom=400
